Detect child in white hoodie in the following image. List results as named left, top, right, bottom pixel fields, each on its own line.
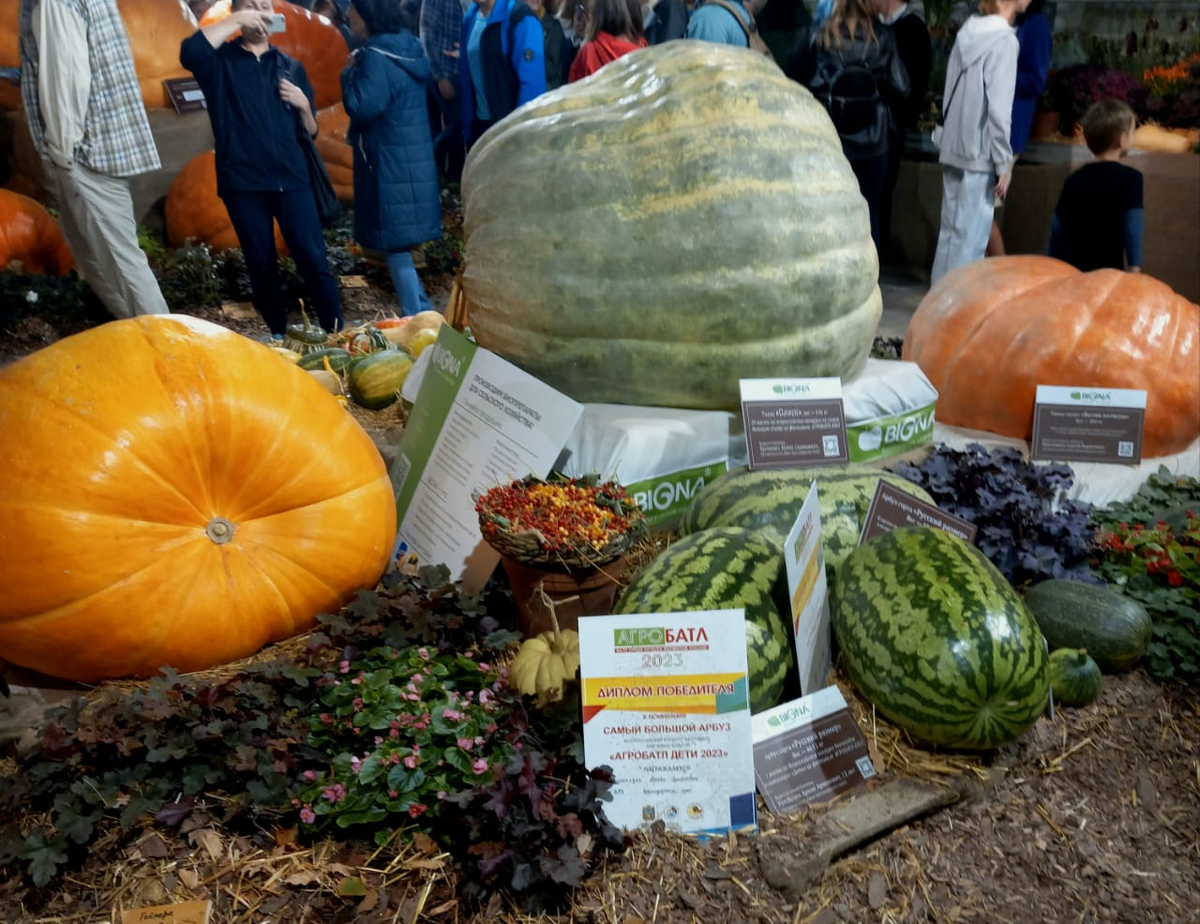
left=930, top=0, right=1029, bottom=284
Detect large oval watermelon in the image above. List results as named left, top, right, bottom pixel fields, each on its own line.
left=678, top=465, right=934, bottom=581
left=614, top=527, right=795, bottom=713
left=832, top=527, right=1048, bottom=750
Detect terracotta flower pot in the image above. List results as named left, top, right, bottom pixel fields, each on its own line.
left=500, top=554, right=628, bottom=637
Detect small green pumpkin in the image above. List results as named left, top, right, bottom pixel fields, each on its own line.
left=1047, top=648, right=1103, bottom=708
left=284, top=306, right=329, bottom=354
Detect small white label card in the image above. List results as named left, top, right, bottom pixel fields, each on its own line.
left=740, top=377, right=849, bottom=470
left=783, top=481, right=831, bottom=697
left=1030, top=385, right=1147, bottom=465
left=391, top=326, right=583, bottom=593
left=579, top=610, right=758, bottom=836
left=752, top=686, right=875, bottom=815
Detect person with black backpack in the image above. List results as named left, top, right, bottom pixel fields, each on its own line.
left=458, top=0, right=547, bottom=150
left=787, top=0, right=910, bottom=256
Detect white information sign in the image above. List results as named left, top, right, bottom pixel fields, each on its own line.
left=579, top=610, right=758, bottom=836
left=390, top=327, right=583, bottom=593
left=784, top=481, right=831, bottom=696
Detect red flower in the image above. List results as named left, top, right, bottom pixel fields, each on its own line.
left=1167, top=570, right=1183, bottom=587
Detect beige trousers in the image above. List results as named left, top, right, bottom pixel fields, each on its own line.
left=44, top=162, right=168, bottom=319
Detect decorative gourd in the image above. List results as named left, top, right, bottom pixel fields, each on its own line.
left=0, top=0, right=195, bottom=110
left=0, top=315, right=397, bottom=683
left=832, top=527, right=1049, bottom=750
left=348, top=349, right=414, bottom=410
left=0, top=189, right=74, bottom=274
left=1023, top=578, right=1153, bottom=674
left=902, top=256, right=1200, bottom=457
left=165, top=150, right=287, bottom=252
left=315, top=103, right=353, bottom=201
left=461, top=41, right=880, bottom=412
left=508, top=610, right=581, bottom=706
left=199, top=0, right=349, bottom=110
left=1047, top=648, right=1103, bottom=707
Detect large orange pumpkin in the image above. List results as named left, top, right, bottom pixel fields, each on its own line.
left=165, top=149, right=286, bottom=252
left=902, top=256, right=1200, bottom=458
left=0, top=189, right=74, bottom=274
left=0, top=315, right=397, bottom=683
left=0, top=0, right=196, bottom=111
left=199, top=0, right=349, bottom=110
left=315, top=103, right=353, bottom=201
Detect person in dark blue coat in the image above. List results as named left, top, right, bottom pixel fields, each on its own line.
left=343, top=0, right=442, bottom=316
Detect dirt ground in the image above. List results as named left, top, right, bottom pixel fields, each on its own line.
left=1, top=291, right=1198, bottom=924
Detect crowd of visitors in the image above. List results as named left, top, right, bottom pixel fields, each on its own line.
left=12, top=0, right=1142, bottom=328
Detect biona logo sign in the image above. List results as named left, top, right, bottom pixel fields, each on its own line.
left=429, top=343, right=462, bottom=378
left=613, top=627, right=710, bottom=647
left=766, top=702, right=813, bottom=728
left=633, top=471, right=709, bottom=513
left=856, top=409, right=935, bottom=453
left=1070, top=390, right=1112, bottom=403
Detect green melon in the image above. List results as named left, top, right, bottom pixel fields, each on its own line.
left=348, top=350, right=414, bottom=410
left=832, top=526, right=1049, bottom=751
left=1023, top=579, right=1152, bottom=674
left=613, top=527, right=795, bottom=713
left=678, top=464, right=934, bottom=582
left=461, top=42, right=879, bottom=412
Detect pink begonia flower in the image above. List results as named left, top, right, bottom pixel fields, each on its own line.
left=350, top=756, right=362, bottom=774
left=444, top=709, right=463, bottom=722
left=352, top=697, right=364, bottom=711
left=479, top=690, right=492, bottom=705
left=303, top=770, right=317, bottom=782
left=474, top=736, right=485, bottom=747
left=408, top=804, right=428, bottom=819
left=418, top=647, right=430, bottom=660
left=471, top=758, right=489, bottom=775
left=388, top=789, right=399, bottom=799
left=457, top=737, right=473, bottom=751
left=319, top=713, right=334, bottom=726
left=374, top=736, right=383, bottom=745
left=478, top=662, right=490, bottom=672
left=412, top=672, right=424, bottom=684
left=299, top=807, right=316, bottom=824
left=338, top=660, right=350, bottom=674
left=322, top=783, right=346, bottom=803
left=404, top=755, right=419, bottom=770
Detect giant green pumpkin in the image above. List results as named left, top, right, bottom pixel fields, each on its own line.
left=461, top=41, right=880, bottom=411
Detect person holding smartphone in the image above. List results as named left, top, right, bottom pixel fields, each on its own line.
left=180, top=0, right=344, bottom=340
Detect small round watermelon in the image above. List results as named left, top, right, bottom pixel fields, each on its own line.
left=832, top=526, right=1049, bottom=750
left=614, top=527, right=795, bottom=713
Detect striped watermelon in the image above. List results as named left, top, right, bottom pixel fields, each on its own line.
left=614, top=527, right=795, bottom=713
left=678, top=465, right=934, bottom=580
left=832, top=527, right=1048, bottom=750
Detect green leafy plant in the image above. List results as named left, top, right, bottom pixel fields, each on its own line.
left=1090, top=469, right=1200, bottom=681
left=294, top=643, right=514, bottom=839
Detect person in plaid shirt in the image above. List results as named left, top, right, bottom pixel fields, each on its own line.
left=420, top=0, right=465, bottom=182
left=18, top=0, right=169, bottom=319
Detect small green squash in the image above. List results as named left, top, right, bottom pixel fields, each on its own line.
left=297, top=347, right=354, bottom=374
left=1047, top=648, right=1102, bottom=707
left=348, top=349, right=414, bottom=410
left=283, top=321, right=329, bottom=355
left=1023, top=579, right=1152, bottom=674
left=461, top=42, right=880, bottom=412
